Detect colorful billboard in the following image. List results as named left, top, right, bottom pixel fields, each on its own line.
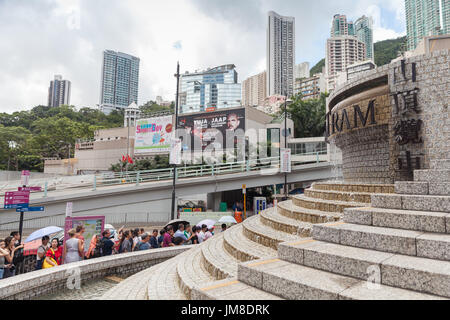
left=177, top=108, right=246, bottom=151
left=134, top=115, right=173, bottom=154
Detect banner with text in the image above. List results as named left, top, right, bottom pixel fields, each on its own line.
left=134, top=116, right=173, bottom=154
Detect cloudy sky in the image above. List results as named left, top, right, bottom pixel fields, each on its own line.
left=0, top=0, right=406, bottom=113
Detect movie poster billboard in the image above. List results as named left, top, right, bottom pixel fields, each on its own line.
left=177, top=108, right=246, bottom=152
left=134, top=116, right=173, bottom=154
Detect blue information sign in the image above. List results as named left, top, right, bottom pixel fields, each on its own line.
left=4, top=203, right=29, bottom=209
left=16, top=206, right=44, bottom=212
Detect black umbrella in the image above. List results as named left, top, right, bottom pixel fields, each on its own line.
left=164, top=219, right=190, bottom=230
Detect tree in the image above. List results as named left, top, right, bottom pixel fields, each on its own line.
left=280, top=93, right=327, bottom=138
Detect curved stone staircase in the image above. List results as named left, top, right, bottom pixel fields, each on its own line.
left=101, top=181, right=392, bottom=300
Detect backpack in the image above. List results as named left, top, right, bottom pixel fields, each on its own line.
left=93, top=238, right=104, bottom=258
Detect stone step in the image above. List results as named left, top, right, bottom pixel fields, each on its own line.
left=223, top=224, right=277, bottom=262
left=277, top=200, right=341, bottom=224
left=242, top=215, right=300, bottom=250
left=429, top=183, right=450, bottom=196
left=146, top=255, right=187, bottom=300
left=304, top=188, right=372, bottom=203
left=201, top=233, right=238, bottom=279
left=414, top=169, right=450, bottom=183
left=278, top=240, right=450, bottom=298
left=312, top=222, right=450, bottom=261
left=312, top=182, right=395, bottom=194
left=395, top=181, right=429, bottom=195
left=176, top=244, right=215, bottom=299
left=431, top=159, right=450, bottom=170
left=237, top=258, right=443, bottom=300
left=191, top=278, right=283, bottom=300
left=260, top=207, right=313, bottom=237
left=344, top=207, right=450, bottom=233
left=101, top=266, right=154, bottom=300
left=292, top=194, right=366, bottom=213
left=371, top=193, right=450, bottom=212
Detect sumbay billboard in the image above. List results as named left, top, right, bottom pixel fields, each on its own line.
left=177, top=108, right=245, bottom=152
left=134, top=115, right=173, bottom=154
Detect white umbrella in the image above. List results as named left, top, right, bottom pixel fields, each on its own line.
left=218, top=216, right=237, bottom=224
left=25, top=226, right=63, bottom=243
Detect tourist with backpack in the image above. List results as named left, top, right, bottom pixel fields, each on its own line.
left=100, top=230, right=115, bottom=256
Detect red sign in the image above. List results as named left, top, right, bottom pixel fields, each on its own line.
left=21, top=170, right=30, bottom=176
left=206, top=107, right=216, bottom=112
left=18, top=187, right=42, bottom=192
left=4, top=191, right=30, bottom=205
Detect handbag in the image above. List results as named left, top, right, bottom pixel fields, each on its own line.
left=42, top=248, right=57, bottom=269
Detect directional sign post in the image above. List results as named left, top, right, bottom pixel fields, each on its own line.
left=16, top=206, right=44, bottom=212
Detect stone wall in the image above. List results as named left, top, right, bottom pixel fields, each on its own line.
left=327, top=49, right=450, bottom=183
left=0, top=246, right=190, bottom=300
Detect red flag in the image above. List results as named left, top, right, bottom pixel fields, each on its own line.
left=127, top=155, right=133, bottom=164
left=122, top=155, right=126, bottom=162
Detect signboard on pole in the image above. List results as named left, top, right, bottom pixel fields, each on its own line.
left=134, top=116, right=173, bottom=154
left=280, top=148, right=292, bottom=173
left=4, top=191, right=30, bottom=209
left=170, top=138, right=182, bottom=165
left=16, top=206, right=44, bottom=212
left=64, top=216, right=105, bottom=253
left=21, top=170, right=30, bottom=186
left=242, top=184, right=246, bottom=194
left=18, top=186, right=42, bottom=192
left=66, top=202, right=73, bottom=218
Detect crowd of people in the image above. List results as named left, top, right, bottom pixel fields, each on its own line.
left=0, top=223, right=228, bottom=280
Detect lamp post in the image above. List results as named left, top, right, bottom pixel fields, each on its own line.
left=170, top=62, right=181, bottom=221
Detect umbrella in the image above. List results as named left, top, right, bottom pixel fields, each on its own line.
left=25, top=226, right=63, bottom=243
left=196, top=219, right=216, bottom=229
left=218, top=216, right=237, bottom=224
left=164, top=219, right=190, bottom=230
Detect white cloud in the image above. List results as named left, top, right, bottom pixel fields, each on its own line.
left=0, top=0, right=407, bottom=113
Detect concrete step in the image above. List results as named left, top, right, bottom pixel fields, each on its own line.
left=191, top=278, right=283, bottom=300
left=242, top=215, right=300, bottom=250
left=431, top=159, right=450, bottom=170
left=344, top=207, right=450, bottom=233
left=312, top=182, right=395, bottom=194
left=429, top=183, right=450, bottom=196
left=304, top=188, right=372, bottom=203
left=260, top=207, right=313, bottom=237
left=312, top=222, right=450, bottom=261
left=146, top=255, right=187, bottom=300
left=278, top=240, right=450, bottom=298
left=176, top=244, right=215, bottom=299
left=371, top=193, right=450, bottom=212
left=201, top=233, right=238, bottom=279
left=223, top=224, right=277, bottom=262
left=415, top=169, right=450, bottom=183
left=237, top=258, right=443, bottom=300
left=292, top=194, right=366, bottom=213
left=277, top=200, right=341, bottom=223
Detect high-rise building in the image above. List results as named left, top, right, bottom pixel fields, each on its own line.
left=242, top=71, right=267, bottom=107
left=267, top=11, right=295, bottom=97
left=294, top=62, right=310, bottom=80
left=179, top=64, right=242, bottom=114
left=355, top=15, right=374, bottom=60
left=331, top=14, right=355, bottom=36
left=99, top=50, right=140, bottom=114
left=326, top=14, right=367, bottom=92
left=405, top=0, right=450, bottom=50
left=294, top=73, right=327, bottom=100
left=48, top=75, right=71, bottom=107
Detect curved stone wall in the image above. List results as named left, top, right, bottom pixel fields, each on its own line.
left=0, top=246, right=190, bottom=300
left=326, top=49, right=450, bottom=183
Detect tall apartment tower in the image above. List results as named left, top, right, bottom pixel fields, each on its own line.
left=405, top=0, right=450, bottom=51
left=242, top=71, right=267, bottom=107
left=355, top=15, right=374, bottom=60
left=326, top=14, right=366, bottom=92
left=294, top=62, right=310, bottom=79
left=99, top=50, right=140, bottom=114
left=267, top=11, right=295, bottom=97
left=48, top=75, right=71, bottom=107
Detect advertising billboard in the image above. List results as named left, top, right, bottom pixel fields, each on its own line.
left=134, top=115, right=173, bottom=154
left=177, top=108, right=246, bottom=152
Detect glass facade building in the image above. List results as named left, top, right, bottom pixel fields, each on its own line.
left=48, top=75, right=71, bottom=107
left=179, top=64, right=241, bottom=114
left=355, top=15, right=374, bottom=60
left=100, top=50, right=140, bottom=114
left=405, top=0, right=450, bottom=50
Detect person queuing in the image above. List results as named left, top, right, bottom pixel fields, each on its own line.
left=2, top=236, right=23, bottom=278
left=197, top=225, right=208, bottom=243
left=150, top=230, right=159, bottom=249
left=221, top=224, right=227, bottom=232
left=100, top=230, right=115, bottom=256
left=10, top=231, right=24, bottom=274
left=43, top=238, right=63, bottom=269
left=162, top=226, right=175, bottom=247
left=134, top=233, right=151, bottom=251
left=0, top=240, right=8, bottom=279
left=119, top=230, right=132, bottom=253
left=35, top=236, right=50, bottom=270
left=63, top=229, right=84, bottom=264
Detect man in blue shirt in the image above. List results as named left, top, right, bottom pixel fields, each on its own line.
left=101, top=230, right=115, bottom=256
left=149, top=230, right=159, bottom=249
left=135, top=233, right=151, bottom=251
left=174, top=224, right=188, bottom=242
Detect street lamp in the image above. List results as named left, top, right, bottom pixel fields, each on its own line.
left=170, top=62, right=181, bottom=221
left=283, top=96, right=293, bottom=200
